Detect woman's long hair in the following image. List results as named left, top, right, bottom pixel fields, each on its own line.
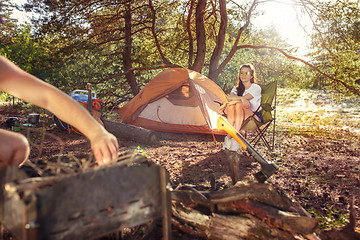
left=236, top=63, right=257, bottom=96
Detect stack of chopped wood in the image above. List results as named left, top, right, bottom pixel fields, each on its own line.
left=0, top=155, right=171, bottom=240
left=171, top=181, right=320, bottom=240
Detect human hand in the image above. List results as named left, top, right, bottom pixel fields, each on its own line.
left=218, top=103, right=227, bottom=114
left=90, top=131, right=119, bottom=166
left=241, top=98, right=250, bottom=109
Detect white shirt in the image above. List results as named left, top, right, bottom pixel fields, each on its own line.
left=231, top=84, right=262, bottom=112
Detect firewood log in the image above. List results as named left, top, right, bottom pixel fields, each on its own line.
left=210, top=181, right=293, bottom=210
left=217, top=199, right=318, bottom=235
left=102, top=119, right=159, bottom=146
left=172, top=202, right=297, bottom=240
left=171, top=182, right=320, bottom=239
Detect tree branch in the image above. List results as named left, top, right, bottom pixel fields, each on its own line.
left=98, top=64, right=179, bottom=83
left=214, top=0, right=258, bottom=79
left=237, top=45, right=360, bottom=95
left=148, top=0, right=172, bottom=66
left=298, top=0, right=333, bottom=55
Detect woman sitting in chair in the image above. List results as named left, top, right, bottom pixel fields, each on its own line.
left=218, top=63, right=262, bottom=151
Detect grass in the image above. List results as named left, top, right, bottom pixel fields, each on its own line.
left=308, top=207, right=349, bottom=229
left=277, top=88, right=360, bottom=141
left=276, top=88, right=360, bottom=229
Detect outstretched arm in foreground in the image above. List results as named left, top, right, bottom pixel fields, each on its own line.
left=0, top=56, right=119, bottom=166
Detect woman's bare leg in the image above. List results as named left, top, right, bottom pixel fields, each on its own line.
left=234, top=102, right=244, bottom=132
left=233, top=103, right=256, bottom=134
left=0, top=129, right=30, bottom=170
left=226, top=105, right=236, bottom=138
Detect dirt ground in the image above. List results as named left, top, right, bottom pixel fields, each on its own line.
left=1, top=104, right=359, bottom=239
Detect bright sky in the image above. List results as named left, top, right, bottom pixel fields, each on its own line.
left=252, top=0, right=312, bottom=58
left=11, top=0, right=312, bottom=57
left=10, top=0, right=32, bottom=24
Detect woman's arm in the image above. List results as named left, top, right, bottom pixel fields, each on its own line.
left=0, top=56, right=119, bottom=165
left=242, top=93, right=254, bottom=100
left=228, top=93, right=253, bottom=102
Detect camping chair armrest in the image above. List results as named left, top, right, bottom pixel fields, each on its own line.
left=261, top=103, right=274, bottom=112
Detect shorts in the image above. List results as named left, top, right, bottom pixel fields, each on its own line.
left=255, top=111, right=263, bottom=123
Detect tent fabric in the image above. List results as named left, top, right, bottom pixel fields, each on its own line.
left=118, top=68, right=228, bottom=134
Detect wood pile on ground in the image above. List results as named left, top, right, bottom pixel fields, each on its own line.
left=171, top=181, right=320, bottom=240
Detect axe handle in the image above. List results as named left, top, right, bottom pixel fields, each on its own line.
left=217, top=116, right=278, bottom=170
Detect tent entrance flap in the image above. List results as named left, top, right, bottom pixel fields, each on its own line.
left=191, top=81, right=224, bottom=130
left=165, top=83, right=198, bottom=107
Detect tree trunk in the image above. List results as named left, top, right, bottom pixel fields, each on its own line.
left=191, top=0, right=206, bottom=73
left=186, top=0, right=195, bottom=68
left=124, top=1, right=139, bottom=96
left=102, top=119, right=159, bottom=146
left=208, top=0, right=227, bottom=80
left=210, top=0, right=257, bottom=81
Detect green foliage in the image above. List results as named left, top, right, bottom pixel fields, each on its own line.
left=308, top=207, right=348, bottom=229
left=0, top=25, right=43, bottom=74
left=21, top=0, right=299, bottom=97
left=0, top=0, right=18, bottom=42
left=0, top=92, right=13, bottom=102
left=5, top=0, right=359, bottom=107
left=309, top=0, right=360, bottom=94
left=136, top=146, right=148, bottom=158
left=215, top=25, right=309, bottom=91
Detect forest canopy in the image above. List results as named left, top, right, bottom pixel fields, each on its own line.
left=1, top=0, right=360, bottom=109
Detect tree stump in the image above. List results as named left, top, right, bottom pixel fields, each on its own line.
left=0, top=159, right=171, bottom=240
left=224, top=149, right=242, bottom=184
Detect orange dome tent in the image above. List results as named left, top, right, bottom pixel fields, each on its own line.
left=118, top=68, right=228, bottom=134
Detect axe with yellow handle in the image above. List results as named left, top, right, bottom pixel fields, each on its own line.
left=217, top=116, right=278, bottom=182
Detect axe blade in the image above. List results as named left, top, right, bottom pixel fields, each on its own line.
left=254, top=171, right=268, bottom=183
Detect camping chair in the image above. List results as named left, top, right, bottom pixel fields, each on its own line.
left=241, top=81, right=277, bottom=150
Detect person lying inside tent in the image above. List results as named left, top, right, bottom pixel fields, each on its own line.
left=0, top=55, right=119, bottom=170
left=166, top=83, right=197, bottom=107
left=218, top=63, right=262, bottom=151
